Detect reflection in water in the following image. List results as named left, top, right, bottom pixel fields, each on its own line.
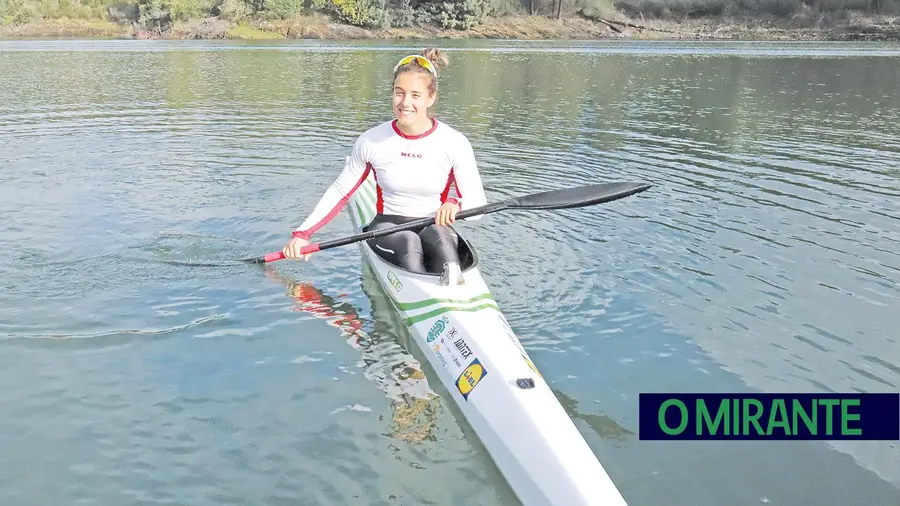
left=265, top=261, right=640, bottom=452
left=552, top=388, right=636, bottom=443
left=262, top=266, right=443, bottom=444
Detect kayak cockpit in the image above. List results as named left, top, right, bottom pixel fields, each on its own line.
left=361, top=223, right=480, bottom=276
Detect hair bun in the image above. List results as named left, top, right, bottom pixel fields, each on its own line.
left=421, top=48, right=449, bottom=73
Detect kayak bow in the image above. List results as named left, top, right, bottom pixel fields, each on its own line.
left=344, top=174, right=637, bottom=506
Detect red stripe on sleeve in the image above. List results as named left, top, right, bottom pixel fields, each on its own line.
left=440, top=168, right=458, bottom=205
left=373, top=169, right=383, bottom=214
left=294, top=163, right=373, bottom=240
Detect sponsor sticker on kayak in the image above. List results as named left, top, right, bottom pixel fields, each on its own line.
left=453, top=332, right=473, bottom=361
left=429, top=324, right=479, bottom=380
left=387, top=270, right=402, bottom=292
left=498, top=313, right=525, bottom=352
left=431, top=341, right=448, bottom=369
left=425, top=316, right=449, bottom=343
left=496, top=314, right=541, bottom=378
left=497, top=313, right=517, bottom=341
left=456, top=358, right=487, bottom=400
left=522, top=354, right=542, bottom=379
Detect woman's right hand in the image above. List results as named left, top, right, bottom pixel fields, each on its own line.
left=283, top=236, right=312, bottom=261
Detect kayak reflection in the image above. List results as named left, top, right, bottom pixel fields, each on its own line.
left=262, top=266, right=442, bottom=444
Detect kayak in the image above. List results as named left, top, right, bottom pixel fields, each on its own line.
left=347, top=172, right=629, bottom=506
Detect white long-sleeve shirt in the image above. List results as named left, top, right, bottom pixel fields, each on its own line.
left=293, top=119, right=487, bottom=240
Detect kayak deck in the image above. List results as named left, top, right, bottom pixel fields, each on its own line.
left=347, top=174, right=628, bottom=506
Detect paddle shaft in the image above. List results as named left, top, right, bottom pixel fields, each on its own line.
left=252, top=202, right=507, bottom=263
left=247, top=181, right=651, bottom=264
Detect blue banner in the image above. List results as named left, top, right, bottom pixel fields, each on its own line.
left=639, top=393, right=899, bottom=440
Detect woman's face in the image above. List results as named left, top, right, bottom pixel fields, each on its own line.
left=393, top=71, right=436, bottom=129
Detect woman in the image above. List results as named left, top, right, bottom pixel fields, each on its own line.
left=282, top=48, right=487, bottom=286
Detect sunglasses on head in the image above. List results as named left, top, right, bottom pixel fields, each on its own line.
left=393, top=55, right=437, bottom=77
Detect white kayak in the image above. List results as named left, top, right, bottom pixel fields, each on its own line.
left=345, top=173, right=628, bottom=506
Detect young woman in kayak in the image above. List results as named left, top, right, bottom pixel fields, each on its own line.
left=282, top=48, right=487, bottom=285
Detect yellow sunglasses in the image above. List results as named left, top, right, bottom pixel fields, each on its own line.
left=393, top=55, right=437, bottom=77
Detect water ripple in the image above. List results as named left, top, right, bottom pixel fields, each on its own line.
left=3, top=314, right=231, bottom=343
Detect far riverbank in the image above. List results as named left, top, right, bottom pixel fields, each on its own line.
left=2, top=13, right=898, bottom=41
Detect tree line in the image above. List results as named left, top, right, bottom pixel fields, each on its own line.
left=1, top=0, right=896, bottom=31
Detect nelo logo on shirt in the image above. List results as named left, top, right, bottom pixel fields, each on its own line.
left=401, top=152, right=422, bottom=158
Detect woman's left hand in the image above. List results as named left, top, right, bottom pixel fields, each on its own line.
left=435, top=202, right=460, bottom=226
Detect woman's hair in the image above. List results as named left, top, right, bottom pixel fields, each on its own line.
left=393, top=48, right=450, bottom=95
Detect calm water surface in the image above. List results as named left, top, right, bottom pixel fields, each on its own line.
left=1, top=39, right=899, bottom=505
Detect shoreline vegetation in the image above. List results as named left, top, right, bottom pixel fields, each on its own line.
left=1, top=0, right=898, bottom=41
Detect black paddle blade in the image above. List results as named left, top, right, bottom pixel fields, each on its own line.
left=508, top=182, right=651, bottom=210
left=241, top=256, right=267, bottom=264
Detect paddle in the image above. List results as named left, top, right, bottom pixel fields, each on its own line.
left=242, top=181, right=651, bottom=264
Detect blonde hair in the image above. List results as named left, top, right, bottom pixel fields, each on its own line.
left=393, top=48, right=450, bottom=95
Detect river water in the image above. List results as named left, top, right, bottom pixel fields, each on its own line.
left=1, top=39, right=899, bottom=505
